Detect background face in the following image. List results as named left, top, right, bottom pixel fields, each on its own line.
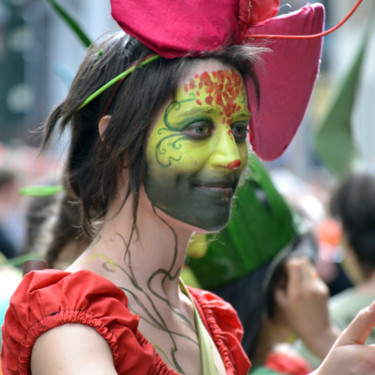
left=145, top=60, right=250, bottom=232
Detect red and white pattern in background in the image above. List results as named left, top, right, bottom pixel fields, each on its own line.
left=0, top=142, right=61, bottom=186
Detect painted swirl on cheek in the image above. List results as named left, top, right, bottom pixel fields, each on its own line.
left=155, top=93, right=196, bottom=168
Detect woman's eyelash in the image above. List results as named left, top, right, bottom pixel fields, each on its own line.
left=183, top=120, right=213, bottom=135
left=231, top=123, right=249, bottom=141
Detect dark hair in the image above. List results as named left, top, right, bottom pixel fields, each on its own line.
left=20, top=193, right=57, bottom=255
left=21, top=189, right=89, bottom=268
left=44, top=193, right=90, bottom=268
left=330, top=172, right=375, bottom=277
left=41, top=31, right=262, bottom=237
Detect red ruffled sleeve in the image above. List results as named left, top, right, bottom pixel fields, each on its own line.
left=188, top=287, right=251, bottom=375
left=1, top=271, right=251, bottom=375
left=1, top=270, right=156, bottom=375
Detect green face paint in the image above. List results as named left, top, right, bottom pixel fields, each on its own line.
left=145, top=62, right=250, bottom=231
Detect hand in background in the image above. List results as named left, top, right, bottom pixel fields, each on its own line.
left=314, top=301, right=375, bottom=375
left=274, top=257, right=339, bottom=359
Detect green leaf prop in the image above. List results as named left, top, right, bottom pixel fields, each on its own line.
left=0, top=252, right=42, bottom=268
left=314, top=26, right=371, bottom=177
left=18, top=185, right=63, bottom=197
left=186, top=153, right=297, bottom=290
left=45, top=0, right=92, bottom=47
left=16, top=1, right=92, bottom=198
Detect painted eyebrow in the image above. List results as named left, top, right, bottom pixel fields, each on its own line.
left=174, top=106, right=250, bottom=119
left=233, top=111, right=251, bottom=121
left=174, top=106, right=216, bottom=118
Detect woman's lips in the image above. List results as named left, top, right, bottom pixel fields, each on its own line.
left=194, top=183, right=236, bottom=200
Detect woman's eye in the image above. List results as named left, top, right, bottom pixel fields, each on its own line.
left=231, top=122, right=249, bottom=142
left=183, top=121, right=213, bottom=138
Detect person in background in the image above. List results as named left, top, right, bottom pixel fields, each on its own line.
left=269, top=167, right=353, bottom=297
left=328, top=170, right=375, bottom=343
left=294, top=170, right=375, bottom=369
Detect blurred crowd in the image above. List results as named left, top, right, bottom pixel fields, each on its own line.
left=0, top=142, right=60, bottom=259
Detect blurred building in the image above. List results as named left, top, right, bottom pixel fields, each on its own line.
left=0, top=0, right=115, bottom=145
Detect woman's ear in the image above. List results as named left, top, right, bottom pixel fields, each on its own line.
left=98, top=115, right=112, bottom=140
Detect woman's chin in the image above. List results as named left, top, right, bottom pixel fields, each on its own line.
left=154, top=204, right=230, bottom=234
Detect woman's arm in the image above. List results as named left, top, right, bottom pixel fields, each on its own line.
left=31, top=323, right=118, bottom=375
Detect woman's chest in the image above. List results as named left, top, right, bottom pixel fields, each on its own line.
left=124, top=298, right=227, bottom=375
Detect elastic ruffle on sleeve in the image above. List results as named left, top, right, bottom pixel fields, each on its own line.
left=188, top=287, right=251, bottom=375
left=1, top=270, right=156, bottom=375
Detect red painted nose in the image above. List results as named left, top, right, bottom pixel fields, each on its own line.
left=227, top=160, right=241, bottom=170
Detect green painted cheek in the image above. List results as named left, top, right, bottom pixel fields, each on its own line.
left=146, top=93, right=197, bottom=169
left=146, top=125, right=208, bottom=174
left=145, top=170, right=235, bottom=232
left=146, top=125, right=183, bottom=169
left=146, top=95, right=211, bottom=172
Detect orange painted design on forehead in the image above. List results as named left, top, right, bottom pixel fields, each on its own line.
left=183, top=69, right=247, bottom=125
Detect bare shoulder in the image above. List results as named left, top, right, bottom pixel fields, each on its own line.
left=31, top=323, right=117, bottom=375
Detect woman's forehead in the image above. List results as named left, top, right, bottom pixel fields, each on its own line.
left=178, top=59, right=244, bottom=87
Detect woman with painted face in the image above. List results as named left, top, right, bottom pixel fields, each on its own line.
left=3, top=32, right=262, bottom=374
left=5, top=34, right=259, bottom=375
left=2, top=1, right=375, bottom=375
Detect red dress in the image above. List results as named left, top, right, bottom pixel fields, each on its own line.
left=1, top=270, right=250, bottom=374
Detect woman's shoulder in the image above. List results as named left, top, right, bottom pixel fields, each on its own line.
left=1, top=269, right=144, bottom=375
left=4, top=269, right=132, bottom=335
left=16, top=268, right=126, bottom=298
left=7, top=269, right=129, bottom=318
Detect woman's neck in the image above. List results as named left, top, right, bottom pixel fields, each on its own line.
left=69, top=191, right=193, bottom=304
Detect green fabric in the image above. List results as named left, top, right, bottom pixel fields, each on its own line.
left=330, top=288, right=375, bottom=344
left=187, top=153, right=297, bottom=289
left=314, top=24, right=372, bottom=177
left=45, top=0, right=92, bottom=47
left=180, top=280, right=219, bottom=375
